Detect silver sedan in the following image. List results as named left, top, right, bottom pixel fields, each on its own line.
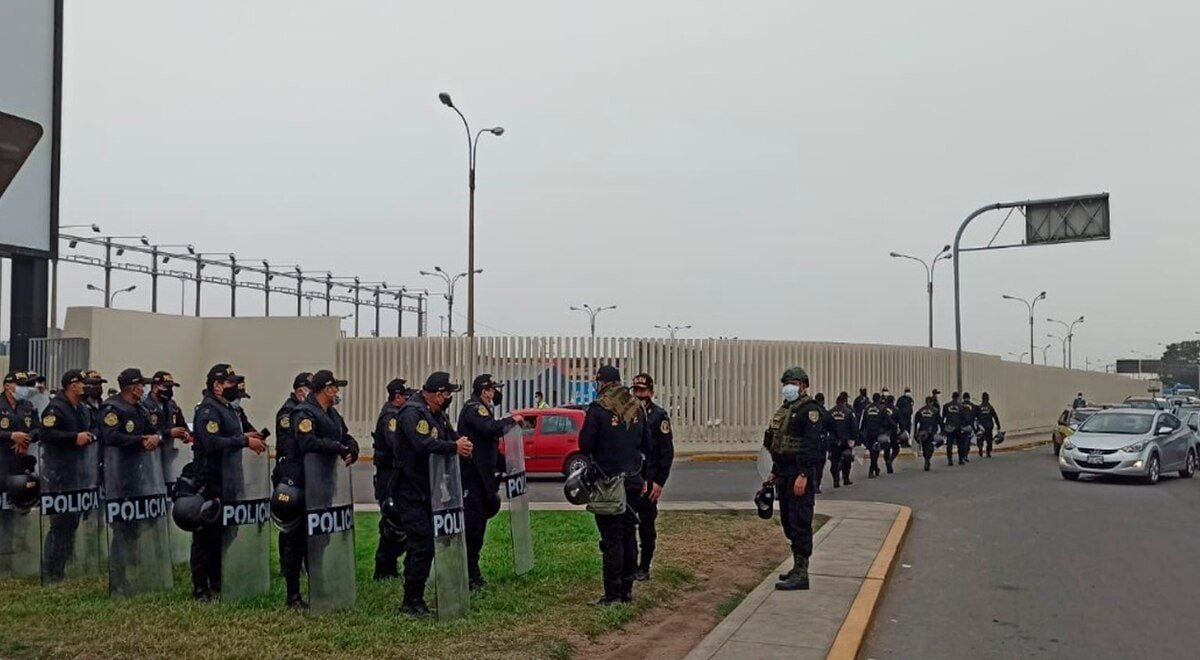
left=1058, top=409, right=1197, bottom=484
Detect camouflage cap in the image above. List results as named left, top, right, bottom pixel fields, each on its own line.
left=780, top=366, right=808, bottom=383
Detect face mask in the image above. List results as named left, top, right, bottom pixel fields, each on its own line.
left=444, top=395, right=454, bottom=407
left=158, top=388, right=174, bottom=401
left=14, top=386, right=34, bottom=401
left=782, top=384, right=801, bottom=402
left=492, top=390, right=502, bottom=407
left=333, top=394, right=342, bottom=406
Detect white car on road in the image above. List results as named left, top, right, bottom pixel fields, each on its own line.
left=1058, top=408, right=1196, bottom=484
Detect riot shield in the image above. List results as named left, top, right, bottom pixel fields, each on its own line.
left=0, top=449, right=41, bottom=578
left=220, top=447, right=271, bottom=601
left=103, top=445, right=172, bottom=597
left=430, top=453, right=469, bottom=619
left=501, top=427, right=534, bottom=575
left=38, top=441, right=103, bottom=585
left=160, top=436, right=191, bottom=564
left=304, top=452, right=355, bottom=613
left=755, top=447, right=772, bottom=482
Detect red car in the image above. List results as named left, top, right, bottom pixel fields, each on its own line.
left=503, top=407, right=588, bottom=476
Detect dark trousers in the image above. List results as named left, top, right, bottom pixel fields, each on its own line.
left=400, top=500, right=435, bottom=604
left=374, top=515, right=406, bottom=580
left=280, top=528, right=307, bottom=598
left=633, top=493, right=658, bottom=570
left=867, top=434, right=885, bottom=474
left=593, top=486, right=640, bottom=600
left=828, top=446, right=851, bottom=484
left=956, top=431, right=973, bottom=462
left=977, top=428, right=995, bottom=456
left=42, top=513, right=82, bottom=582
left=776, top=471, right=815, bottom=557
left=884, top=434, right=901, bottom=467
left=462, top=469, right=488, bottom=582
left=190, top=524, right=222, bottom=596
left=945, top=429, right=960, bottom=462
left=919, top=435, right=937, bottom=463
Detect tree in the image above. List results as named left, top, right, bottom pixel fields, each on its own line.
left=1159, top=341, right=1200, bottom=389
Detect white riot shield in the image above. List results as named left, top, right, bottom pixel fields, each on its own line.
left=755, top=447, right=772, bottom=481
left=160, top=436, right=191, bottom=564
left=103, top=445, right=173, bottom=596
left=304, top=452, right=356, bottom=613
left=430, top=453, right=469, bottom=619
left=220, top=447, right=271, bottom=601
left=0, top=450, right=40, bottom=578
left=39, top=440, right=103, bottom=585
left=501, top=428, right=534, bottom=575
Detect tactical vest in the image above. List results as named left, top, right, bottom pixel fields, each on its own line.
left=766, top=397, right=809, bottom=455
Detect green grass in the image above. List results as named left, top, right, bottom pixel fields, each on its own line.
left=0, top=510, right=778, bottom=660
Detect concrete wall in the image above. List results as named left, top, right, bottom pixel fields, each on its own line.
left=61, top=307, right=339, bottom=438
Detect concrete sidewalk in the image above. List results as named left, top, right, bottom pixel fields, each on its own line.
left=686, top=500, right=911, bottom=660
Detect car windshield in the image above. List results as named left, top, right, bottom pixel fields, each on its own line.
left=1077, top=413, right=1154, bottom=435
left=1123, top=400, right=1158, bottom=410
left=1070, top=410, right=1095, bottom=425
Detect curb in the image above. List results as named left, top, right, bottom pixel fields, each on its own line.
left=685, top=453, right=758, bottom=462
left=825, top=505, right=912, bottom=660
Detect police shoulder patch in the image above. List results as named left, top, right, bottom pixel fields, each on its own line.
left=124, top=420, right=135, bottom=433
left=103, top=412, right=118, bottom=427
left=42, top=414, right=56, bottom=428
left=808, top=410, right=821, bottom=422
left=279, top=415, right=290, bottom=429
left=388, top=418, right=397, bottom=432
left=478, top=405, right=490, bottom=417
left=660, top=419, right=671, bottom=434
left=298, top=418, right=313, bottom=434
left=416, top=419, right=430, bottom=435
left=206, top=420, right=219, bottom=434
left=150, top=413, right=159, bottom=426
left=0, top=417, right=8, bottom=429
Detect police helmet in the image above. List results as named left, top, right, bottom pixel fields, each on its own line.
left=994, top=431, right=1006, bottom=445
left=172, top=494, right=221, bottom=532
left=379, top=497, right=408, bottom=544
left=4, top=472, right=40, bottom=512
left=563, top=465, right=592, bottom=506
left=270, top=481, right=305, bottom=533
left=780, top=366, right=808, bottom=383
left=754, top=484, right=775, bottom=520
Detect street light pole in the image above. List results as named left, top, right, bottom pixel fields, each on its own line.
left=570, top=304, right=617, bottom=340
left=654, top=324, right=692, bottom=339
left=1002, top=291, right=1047, bottom=366
left=54, top=224, right=101, bottom=331
left=439, top=92, right=504, bottom=338
left=1048, top=333, right=1068, bottom=367
left=1048, top=315, right=1085, bottom=369
left=889, top=245, right=951, bottom=348
left=150, top=243, right=194, bottom=314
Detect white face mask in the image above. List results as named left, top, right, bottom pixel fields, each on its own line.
left=782, top=384, right=801, bottom=402
left=14, top=386, right=34, bottom=401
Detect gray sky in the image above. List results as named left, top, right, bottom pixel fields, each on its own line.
left=19, top=0, right=1200, bottom=367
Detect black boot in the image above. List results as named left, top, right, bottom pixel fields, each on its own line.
left=285, top=593, right=309, bottom=610
left=778, top=550, right=803, bottom=580
left=401, top=581, right=433, bottom=618
left=633, top=566, right=650, bottom=581
left=775, top=554, right=810, bottom=590
left=924, top=460, right=930, bottom=471
left=886, top=463, right=894, bottom=474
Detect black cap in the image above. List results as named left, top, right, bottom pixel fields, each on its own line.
left=292, top=372, right=313, bottom=390
left=31, top=373, right=45, bottom=384
left=207, top=363, right=237, bottom=383
left=632, top=373, right=654, bottom=390
left=61, top=369, right=86, bottom=388
left=152, top=371, right=180, bottom=387
left=471, top=374, right=503, bottom=393
left=386, top=378, right=414, bottom=398
left=422, top=372, right=461, bottom=393
left=595, top=365, right=620, bottom=383
left=3, top=370, right=34, bottom=385
left=932, top=389, right=941, bottom=395
left=310, top=370, right=348, bottom=391
left=83, top=370, right=107, bottom=385
left=117, top=368, right=152, bottom=388
left=963, top=392, right=971, bottom=399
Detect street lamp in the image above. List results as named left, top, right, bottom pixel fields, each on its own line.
left=570, top=304, right=617, bottom=340
left=87, top=283, right=136, bottom=307
left=438, top=91, right=504, bottom=338
left=654, top=324, right=692, bottom=339
left=260, top=261, right=300, bottom=317
left=1047, top=315, right=1085, bottom=369
left=1001, top=291, right=1047, bottom=366
left=1006, top=350, right=1029, bottom=363
left=1040, top=343, right=1053, bottom=365
left=888, top=245, right=952, bottom=347
left=1048, top=333, right=1068, bottom=367
left=50, top=224, right=102, bottom=333
left=96, top=235, right=149, bottom=308
left=420, top=266, right=479, bottom=336
left=149, top=243, right=194, bottom=313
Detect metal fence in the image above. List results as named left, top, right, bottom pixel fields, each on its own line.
left=28, top=337, right=91, bottom=381
left=336, top=336, right=1146, bottom=451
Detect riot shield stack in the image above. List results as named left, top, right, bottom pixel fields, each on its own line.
left=220, top=447, right=271, bottom=601
left=38, top=441, right=103, bottom=584
left=430, top=453, right=469, bottom=619
left=103, top=444, right=172, bottom=596
left=501, top=427, right=534, bottom=575
left=304, top=452, right=356, bottom=613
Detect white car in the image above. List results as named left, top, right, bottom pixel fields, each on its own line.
left=1058, top=409, right=1196, bottom=484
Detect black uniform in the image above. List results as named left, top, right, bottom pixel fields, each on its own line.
left=372, top=400, right=405, bottom=579
left=634, top=399, right=674, bottom=574
left=145, top=392, right=190, bottom=442
left=0, top=392, right=38, bottom=459
left=767, top=396, right=825, bottom=560
left=287, top=395, right=358, bottom=601
left=577, top=386, right=654, bottom=603
left=828, top=402, right=856, bottom=486
left=810, top=402, right=833, bottom=492
left=962, top=398, right=978, bottom=460
left=272, top=393, right=305, bottom=591
left=975, top=399, right=1002, bottom=457
left=896, top=393, right=914, bottom=437
left=36, top=393, right=94, bottom=580
left=858, top=402, right=893, bottom=477
left=97, top=394, right=157, bottom=591
left=456, top=396, right=515, bottom=585
left=852, top=392, right=869, bottom=422
left=190, top=391, right=251, bottom=598
left=393, top=392, right=459, bottom=608
left=913, top=404, right=941, bottom=470
left=883, top=399, right=901, bottom=472
left=941, top=400, right=968, bottom=465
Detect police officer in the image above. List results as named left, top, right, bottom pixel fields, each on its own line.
left=191, top=364, right=268, bottom=601
left=393, top=372, right=472, bottom=617
left=272, top=372, right=311, bottom=592
left=457, top=374, right=522, bottom=590
left=896, top=387, right=914, bottom=443
left=914, top=396, right=941, bottom=471
left=36, top=370, right=96, bottom=582
left=631, top=372, right=673, bottom=581
left=930, top=388, right=942, bottom=418
left=883, top=394, right=901, bottom=474
left=941, top=392, right=966, bottom=466
left=372, top=377, right=411, bottom=581
left=961, top=392, right=978, bottom=462
left=852, top=387, right=869, bottom=422
left=858, top=393, right=891, bottom=478
left=287, top=369, right=359, bottom=609
left=82, top=371, right=106, bottom=437
left=975, top=392, right=1002, bottom=458
left=1073, top=393, right=1086, bottom=409
left=578, top=365, right=654, bottom=605
left=828, top=392, right=856, bottom=487
left=146, top=371, right=190, bottom=441
left=811, top=393, right=834, bottom=494
left=0, top=370, right=39, bottom=462
left=765, top=367, right=824, bottom=591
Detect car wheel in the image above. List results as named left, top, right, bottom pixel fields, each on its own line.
left=1180, top=449, right=1196, bottom=479
left=1145, top=453, right=1161, bottom=485
left=563, top=452, right=589, bottom=477
left=1061, top=471, right=1079, bottom=481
